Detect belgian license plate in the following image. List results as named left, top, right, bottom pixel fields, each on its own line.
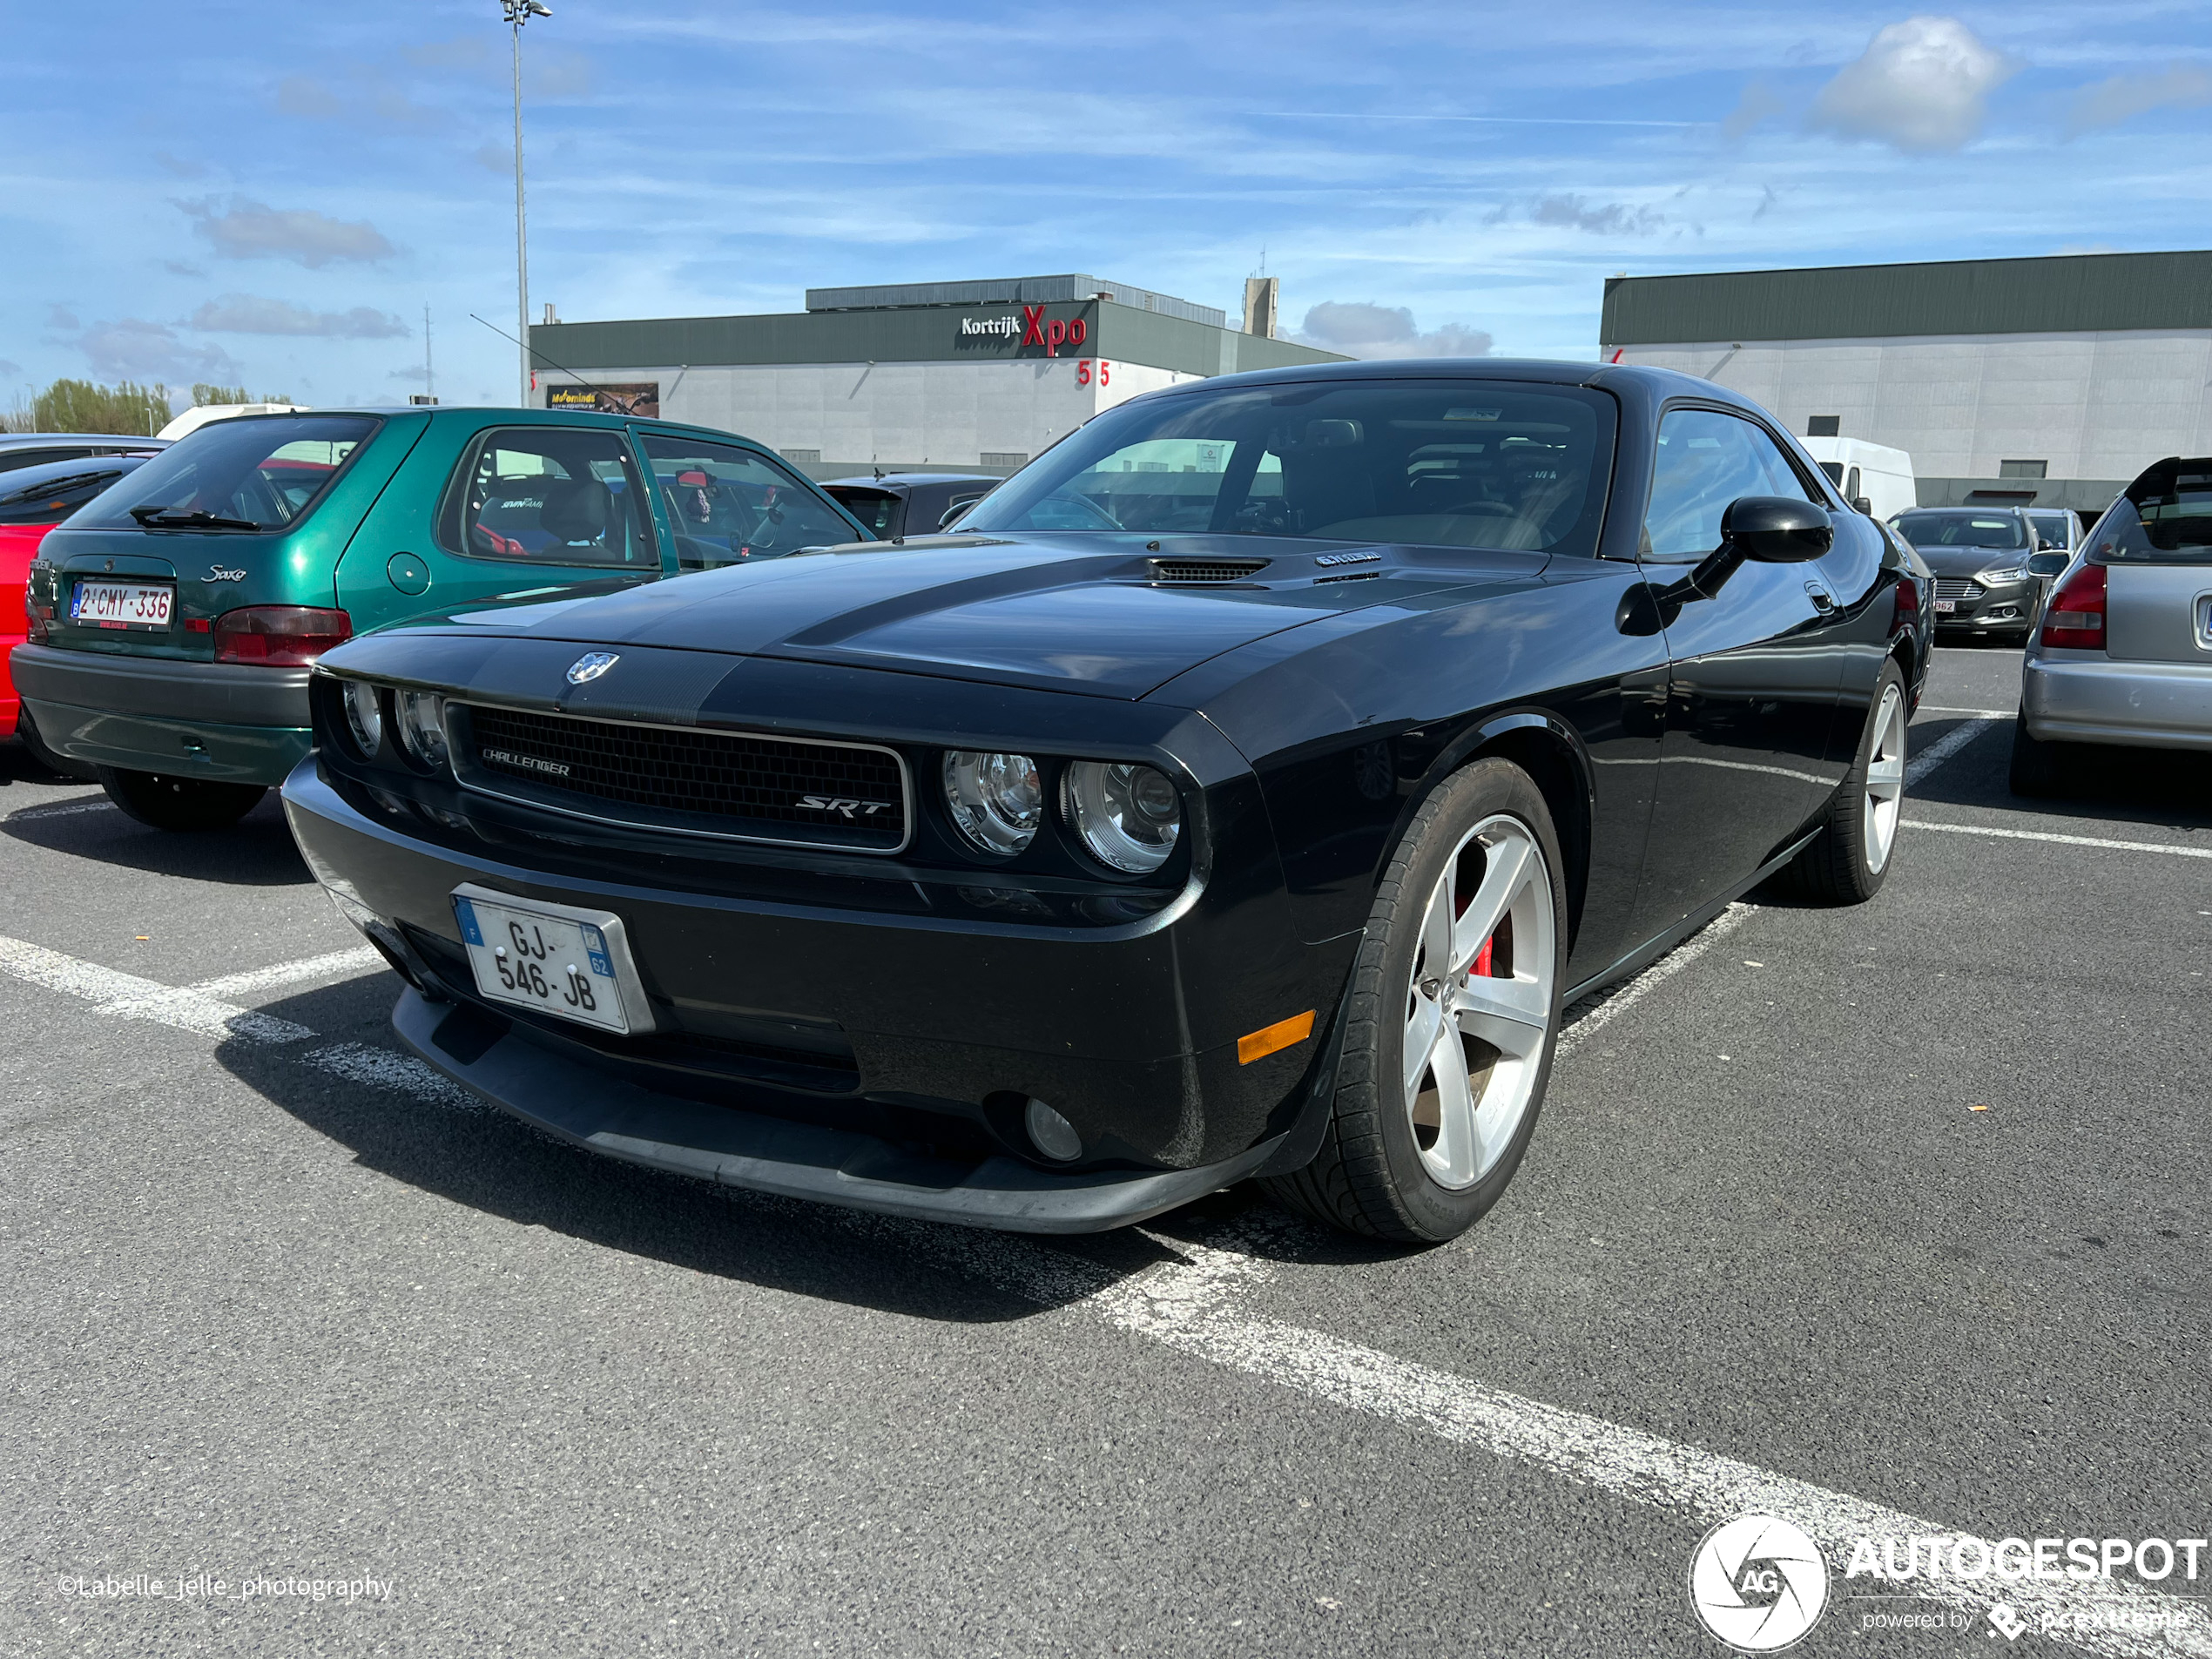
left=1933, top=597, right=1956, bottom=614
left=71, top=580, right=173, bottom=629
left=450, top=885, right=639, bottom=1034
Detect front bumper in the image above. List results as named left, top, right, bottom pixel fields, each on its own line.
left=281, top=761, right=1352, bottom=1232
left=2022, top=651, right=2212, bottom=751
left=1933, top=580, right=2037, bottom=635
left=12, top=643, right=312, bottom=783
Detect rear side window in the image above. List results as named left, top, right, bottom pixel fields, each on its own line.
left=438, top=427, right=655, bottom=568
left=640, top=434, right=863, bottom=569
left=75, top=415, right=375, bottom=532
left=2091, top=461, right=2212, bottom=563
left=824, top=485, right=900, bottom=539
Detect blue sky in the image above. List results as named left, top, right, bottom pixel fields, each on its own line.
left=3, top=2, right=2209, bottom=408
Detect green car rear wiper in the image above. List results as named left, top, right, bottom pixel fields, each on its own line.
left=128, top=505, right=263, bottom=531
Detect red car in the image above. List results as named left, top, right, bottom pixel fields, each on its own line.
left=2, top=453, right=158, bottom=765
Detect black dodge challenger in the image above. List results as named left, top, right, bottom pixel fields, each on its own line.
left=282, top=361, right=1926, bottom=1242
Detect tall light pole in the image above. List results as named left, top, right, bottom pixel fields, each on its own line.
left=502, top=0, right=551, bottom=408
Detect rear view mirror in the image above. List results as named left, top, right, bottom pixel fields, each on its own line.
left=2027, top=550, right=2069, bottom=577
left=1305, top=420, right=1363, bottom=448
left=1723, top=496, right=1833, bottom=563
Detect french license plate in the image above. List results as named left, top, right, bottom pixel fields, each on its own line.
left=70, top=579, right=173, bottom=630
left=450, top=885, right=640, bottom=1034
left=1932, top=597, right=1956, bottom=614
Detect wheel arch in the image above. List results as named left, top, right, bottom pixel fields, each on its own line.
left=1405, top=709, right=1595, bottom=954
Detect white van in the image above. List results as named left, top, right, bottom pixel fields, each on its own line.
left=1802, top=435, right=1916, bottom=521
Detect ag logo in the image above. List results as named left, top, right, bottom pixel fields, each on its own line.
left=565, top=651, right=619, bottom=685
left=1689, top=1515, right=1829, bottom=1651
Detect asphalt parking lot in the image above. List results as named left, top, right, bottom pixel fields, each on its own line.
left=3, top=644, right=2208, bottom=1659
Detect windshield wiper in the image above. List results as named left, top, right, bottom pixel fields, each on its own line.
left=128, top=505, right=262, bottom=531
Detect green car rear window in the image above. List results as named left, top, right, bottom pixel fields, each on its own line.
left=73, top=415, right=380, bottom=534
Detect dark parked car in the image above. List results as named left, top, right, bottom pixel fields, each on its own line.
left=822, top=472, right=1001, bottom=539
left=0, top=433, right=166, bottom=474
left=16, top=408, right=872, bottom=829
left=283, top=361, right=1925, bottom=1243
left=1893, top=506, right=2050, bottom=643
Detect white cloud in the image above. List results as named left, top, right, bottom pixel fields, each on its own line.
left=180, top=197, right=397, bottom=267
left=2066, top=64, right=2212, bottom=135
left=76, top=319, right=240, bottom=384
left=189, top=293, right=409, bottom=339
left=1808, top=16, right=2018, bottom=153
left=1291, top=302, right=1492, bottom=360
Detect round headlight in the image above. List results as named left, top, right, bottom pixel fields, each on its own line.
left=942, top=751, right=1042, bottom=855
left=1062, top=760, right=1181, bottom=874
left=395, top=690, right=449, bottom=771
left=341, top=680, right=381, bottom=757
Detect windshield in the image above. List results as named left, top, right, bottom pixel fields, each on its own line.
left=2090, top=460, right=2212, bottom=563
left=75, top=415, right=377, bottom=532
left=1895, top=511, right=2027, bottom=550
left=958, top=379, right=1615, bottom=555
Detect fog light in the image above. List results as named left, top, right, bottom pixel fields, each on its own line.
left=1024, top=1097, right=1082, bottom=1162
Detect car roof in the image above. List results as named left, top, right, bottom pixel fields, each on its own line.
left=820, top=473, right=1001, bottom=489
left=173, top=405, right=782, bottom=449
left=0, top=432, right=169, bottom=449
left=0, top=453, right=155, bottom=499
left=1127, top=355, right=1774, bottom=418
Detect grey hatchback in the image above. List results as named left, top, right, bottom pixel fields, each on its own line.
left=2012, top=456, right=2212, bottom=793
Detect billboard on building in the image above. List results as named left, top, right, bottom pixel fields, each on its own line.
left=547, top=381, right=658, bottom=417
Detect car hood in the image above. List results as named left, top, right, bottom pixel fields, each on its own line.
left=394, top=532, right=1546, bottom=699
left=1913, top=544, right=2032, bottom=577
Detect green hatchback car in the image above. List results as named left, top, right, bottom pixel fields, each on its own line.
left=17, top=406, right=873, bottom=829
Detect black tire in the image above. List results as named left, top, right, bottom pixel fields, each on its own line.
left=98, top=766, right=266, bottom=832
left=14, top=705, right=98, bottom=781
left=1776, top=659, right=1906, bottom=905
left=2007, top=711, right=2078, bottom=798
left=1262, top=757, right=1568, bottom=1244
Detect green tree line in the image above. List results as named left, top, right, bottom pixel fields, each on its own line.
left=2, top=379, right=293, bottom=436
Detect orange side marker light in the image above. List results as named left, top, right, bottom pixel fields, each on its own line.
left=1238, top=1009, right=1316, bottom=1067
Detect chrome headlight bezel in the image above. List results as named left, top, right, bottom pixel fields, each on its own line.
left=395, top=689, right=450, bottom=772
left=941, top=750, right=1043, bottom=856
left=1061, top=759, right=1182, bottom=875
left=341, top=679, right=382, bottom=759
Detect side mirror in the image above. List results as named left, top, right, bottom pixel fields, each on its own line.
left=1723, top=495, right=1833, bottom=563
left=2027, top=550, right=2069, bottom=578
left=1851, top=495, right=1872, bottom=515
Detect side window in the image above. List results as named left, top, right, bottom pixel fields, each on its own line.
left=1642, top=408, right=1813, bottom=563
left=438, top=426, right=654, bottom=568
left=639, top=434, right=860, bottom=570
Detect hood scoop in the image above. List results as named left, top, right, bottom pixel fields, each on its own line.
left=1148, top=555, right=1271, bottom=584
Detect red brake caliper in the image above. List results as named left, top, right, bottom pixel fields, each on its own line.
left=1471, top=936, right=1494, bottom=978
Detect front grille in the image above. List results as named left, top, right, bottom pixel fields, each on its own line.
left=1150, top=556, right=1269, bottom=583
left=1934, top=577, right=1981, bottom=605
left=456, top=704, right=908, bottom=853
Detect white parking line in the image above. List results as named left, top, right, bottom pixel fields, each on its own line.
left=1915, top=705, right=2012, bottom=719
left=0, top=935, right=313, bottom=1044
left=194, top=946, right=386, bottom=998
left=5, top=797, right=114, bottom=822
left=1904, top=819, right=2212, bottom=859
left=1905, top=716, right=2000, bottom=788
left=1558, top=903, right=1756, bottom=1056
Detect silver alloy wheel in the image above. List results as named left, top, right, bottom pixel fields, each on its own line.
left=1402, top=813, right=1555, bottom=1191
left=1863, top=682, right=1906, bottom=875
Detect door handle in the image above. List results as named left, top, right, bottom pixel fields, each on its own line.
left=1804, top=580, right=1837, bottom=613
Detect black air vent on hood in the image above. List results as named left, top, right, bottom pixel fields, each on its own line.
left=1148, top=556, right=1271, bottom=583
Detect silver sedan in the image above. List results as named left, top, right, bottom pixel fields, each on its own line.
left=2013, top=455, right=2212, bottom=792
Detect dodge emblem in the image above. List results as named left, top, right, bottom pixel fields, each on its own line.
left=566, top=651, right=619, bottom=685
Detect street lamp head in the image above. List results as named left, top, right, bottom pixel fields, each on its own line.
left=500, top=0, right=550, bottom=21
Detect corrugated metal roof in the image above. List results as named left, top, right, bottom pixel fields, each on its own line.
left=805, top=274, right=1225, bottom=328
left=1602, top=250, right=2212, bottom=345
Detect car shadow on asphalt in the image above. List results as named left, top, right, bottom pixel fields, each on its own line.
left=1906, top=712, right=2212, bottom=831
left=0, top=790, right=313, bottom=886
left=209, top=978, right=1251, bottom=1324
